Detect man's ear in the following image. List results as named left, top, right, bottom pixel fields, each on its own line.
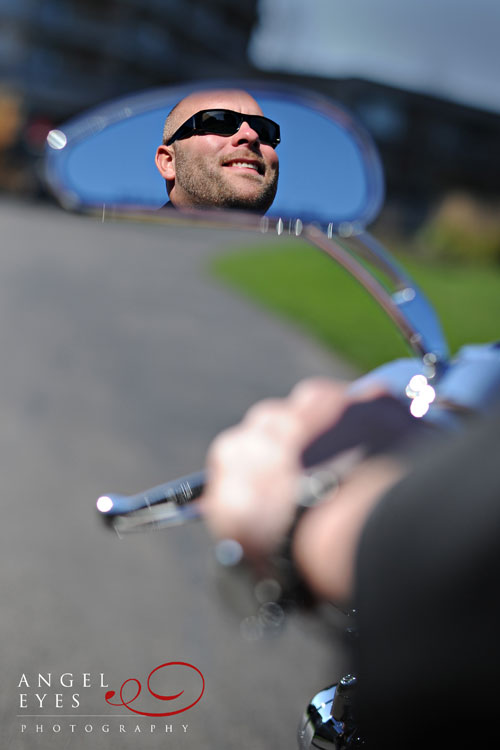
left=155, top=144, right=176, bottom=181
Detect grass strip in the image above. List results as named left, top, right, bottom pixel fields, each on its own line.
left=209, top=240, right=500, bottom=372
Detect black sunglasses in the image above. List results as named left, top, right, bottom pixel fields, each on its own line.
left=165, top=109, right=281, bottom=148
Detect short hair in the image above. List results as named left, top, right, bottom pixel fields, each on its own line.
left=162, top=100, right=183, bottom=145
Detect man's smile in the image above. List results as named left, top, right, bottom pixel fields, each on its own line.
left=222, top=156, right=265, bottom=175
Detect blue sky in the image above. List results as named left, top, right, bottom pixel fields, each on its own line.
left=250, top=0, right=500, bottom=113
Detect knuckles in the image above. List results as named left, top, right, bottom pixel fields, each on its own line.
left=289, top=377, right=348, bottom=408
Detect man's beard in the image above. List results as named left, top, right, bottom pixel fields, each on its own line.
left=173, top=146, right=278, bottom=213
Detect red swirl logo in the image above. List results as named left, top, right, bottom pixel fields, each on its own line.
left=105, top=662, right=205, bottom=717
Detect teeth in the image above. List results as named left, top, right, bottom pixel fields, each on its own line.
left=228, top=162, right=259, bottom=171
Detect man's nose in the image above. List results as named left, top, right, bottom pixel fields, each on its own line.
left=231, top=121, right=260, bottom=146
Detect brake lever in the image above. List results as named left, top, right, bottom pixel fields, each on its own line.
left=96, top=470, right=205, bottom=533
left=103, top=499, right=204, bottom=535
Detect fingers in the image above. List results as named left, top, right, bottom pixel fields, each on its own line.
left=243, top=398, right=304, bottom=439
left=286, top=376, right=389, bottom=449
left=288, top=378, right=350, bottom=441
left=241, top=379, right=351, bottom=450
left=203, top=417, right=298, bottom=554
left=289, top=377, right=348, bottom=409
left=201, top=376, right=392, bottom=558
left=202, top=397, right=305, bottom=553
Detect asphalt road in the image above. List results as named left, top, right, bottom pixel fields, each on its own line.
left=0, top=198, right=357, bottom=750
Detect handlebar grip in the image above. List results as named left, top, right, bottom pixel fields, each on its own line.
left=96, top=446, right=362, bottom=535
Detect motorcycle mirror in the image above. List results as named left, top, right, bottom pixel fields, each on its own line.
left=44, top=79, right=384, bottom=229
left=44, top=78, right=449, bottom=364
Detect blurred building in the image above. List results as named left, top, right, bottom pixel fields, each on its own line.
left=0, top=0, right=258, bottom=119
left=336, top=77, right=500, bottom=222
left=0, top=0, right=259, bottom=194
left=268, top=71, right=500, bottom=227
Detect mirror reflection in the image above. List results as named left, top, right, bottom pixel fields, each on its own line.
left=45, top=80, right=384, bottom=227
left=154, top=91, right=280, bottom=213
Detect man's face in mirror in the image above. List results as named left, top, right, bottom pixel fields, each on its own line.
left=155, top=90, right=279, bottom=212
